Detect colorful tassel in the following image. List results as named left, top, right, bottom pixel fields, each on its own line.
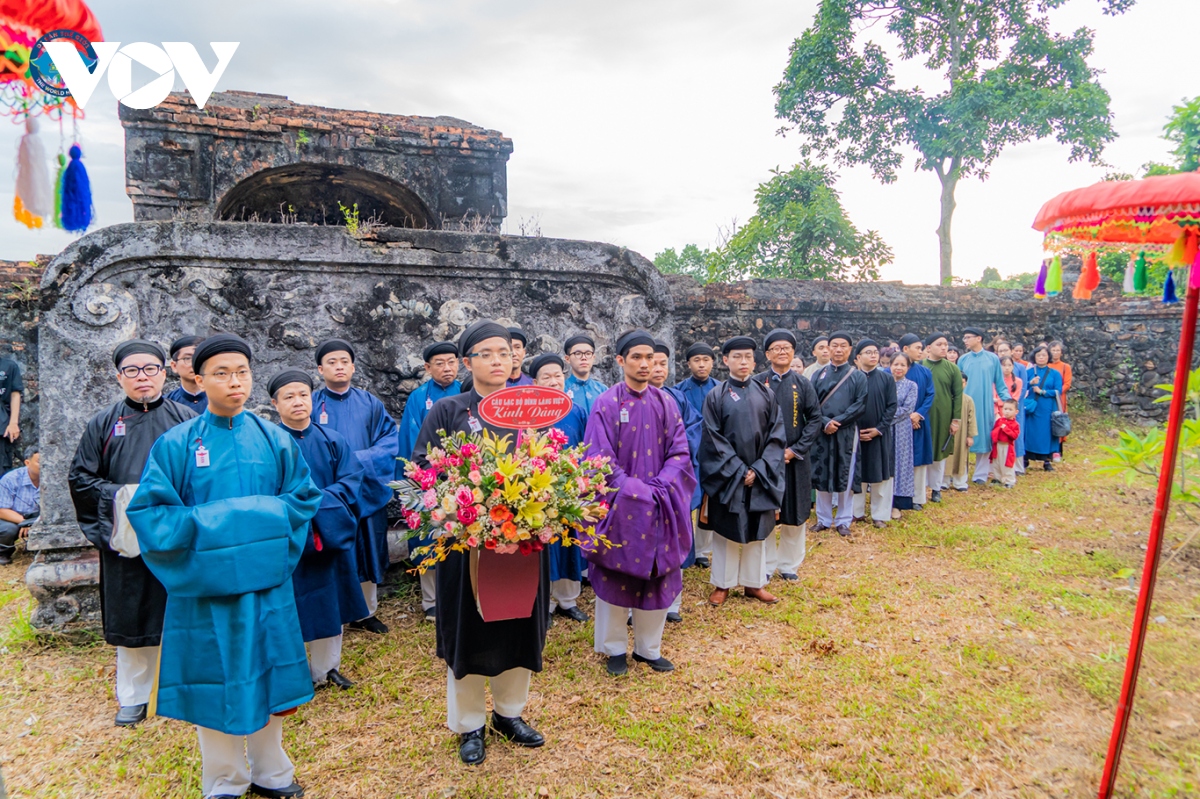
left=1047, top=255, right=1063, bottom=296
left=1167, top=232, right=1188, bottom=268
left=52, top=152, right=66, bottom=230
left=1073, top=251, right=1099, bottom=300
left=1163, top=269, right=1178, bottom=304
left=1034, top=260, right=1048, bottom=299
left=1123, top=254, right=1136, bottom=293
left=1134, top=251, right=1148, bottom=292
left=60, top=144, right=94, bottom=233
left=14, top=117, right=52, bottom=229
left=1191, top=230, right=1200, bottom=291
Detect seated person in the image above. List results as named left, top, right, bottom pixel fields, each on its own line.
left=0, top=447, right=39, bottom=565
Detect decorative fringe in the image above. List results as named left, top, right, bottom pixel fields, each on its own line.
left=52, top=152, right=66, bottom=230
left=1123, top=254, right=1136, bottom=293
left=1047, top=255, right=1063, bottom=296
left=14, top=117, right=51, bottom=229
left=1073, top=251, right=1100, bottom=300
left=60, top=144, right=94, bottom=233
left=1163, top=269, right=1179, bottom=304
left=1133, top=251, right=1148, bottom=292
left=1034, top=260, right=1048, bottom=299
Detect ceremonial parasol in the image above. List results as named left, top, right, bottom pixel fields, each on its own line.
left=1033, top=172, right=1200, bottom=799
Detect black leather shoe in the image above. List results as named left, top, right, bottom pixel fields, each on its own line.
left=424, top=606, right=436, bottom=622
left=249, top=781, right=304, bottom=798
left=778, top=572, right=800, bottom=581
left=836, top=525, right=852, bottom=538
left=633, top=652, right=675, bottom=672
left=554, top=606, right=589, bottom=622
left=491, top=713, right=545, bottom=747
left=666, top=611, right=683, bottom=623
left=912, top=503, right=923, bottom=511
left=326, top=669, right=354, bottom=690
left=0, top=554, right=11, bottom=565
left=930, top=490, right=942, bottom=503
left=692, top=556, right=711, bottom=569
left=459, top=728, right=486, bottom=765
left=114, top=704, right=147, bottom=727
left=606, top=654, right=628, bottom=676
left=347, top=616, right=389, bottom=635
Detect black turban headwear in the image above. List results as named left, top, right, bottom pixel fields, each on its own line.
left=898, top=333, right=922, bottom=348
left=316, top=338, right=355, bottom=365
left=507, top=327, right=528, bottom=346
left=924, top=332, right=950, bottom=348
left=193, top=333, right=253, bottom=374
left=422, top=341, right=459, bottom=362
left=811, top=335, right=830, bottom=347
left=962, top=326, right=986, bottom=338
left=764, top=328, right=797, bottom=349
left=615, top=329, right=655, bottom=357
left=112, top=339, right=166, bottom=368
left=459, top=320, right=511, bottom=356
left=653, top=339, right=671, bottom=356
left=268, top=369, right=313, bottom=397
left=169, top=335, right=205, bottom=359
left=528, top=353, right=566, bottom=379
left=828, top=331, right=854, bottom=346
left=685, top=342, right=715, bottom=360
left=563, top=334, right=595, bottom=354
left=721, top=336, right=756, bottom=355
left=853, top=338, right=879, bottom=359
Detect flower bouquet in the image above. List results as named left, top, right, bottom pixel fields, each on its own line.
left=391, top=427, right=615, bottom=570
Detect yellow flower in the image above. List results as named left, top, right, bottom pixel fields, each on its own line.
left=526, top=469, right=553, bottom=494
left=501, top=480, right=525, bottom=504
left=517, top=500, right=547, bottom=527
left=494, top=453, right=522, bottom=483
left=466, top=521, right=483, bottom=535
left=440, top=494, right=458, bottom=513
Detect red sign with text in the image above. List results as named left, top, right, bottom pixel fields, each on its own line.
left=477, top=386, right=572, bottom=430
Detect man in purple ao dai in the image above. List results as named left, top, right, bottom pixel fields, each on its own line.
left=583, top=329, right=696, bottom=677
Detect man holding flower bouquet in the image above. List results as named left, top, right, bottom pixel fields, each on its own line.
left=583, top=329, right=697, bottom=677
left=411, top=320, right=551, bottom=765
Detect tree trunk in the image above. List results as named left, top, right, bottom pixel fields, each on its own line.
left=937, top=163, right=960, bottom=287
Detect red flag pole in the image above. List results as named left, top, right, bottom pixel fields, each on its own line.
left=1098, top=283, right=1200, bottom=798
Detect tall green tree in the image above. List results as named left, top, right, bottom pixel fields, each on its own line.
left=1142, top=95, right=1200, bottom=176
left=774, top=0, right=1131, bottom=286
left=719, top=162, right=892, bottom=281
left=653, top=243, right=719, bottom=281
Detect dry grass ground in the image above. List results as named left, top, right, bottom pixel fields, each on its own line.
left=1, top=408, right=1198, bottom=798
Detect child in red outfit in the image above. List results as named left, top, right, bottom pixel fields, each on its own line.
left=990, top=399, right=1021, bottom=488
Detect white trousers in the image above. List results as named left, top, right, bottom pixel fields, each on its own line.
left=929, top=459, right=948, bottom=491
left=550, top=578, right=581, bottom=611
left=989, top=443, right=1016, bottom=487
left=308, top=635, right=342, bottom=683
left=359, top=581, right=378, bottom=617
left=115, top=645, right=159, bottom=707
left=816, top=489, right=853, bottom=529
left=851, top=479, right=894, bottom=523
left=419, top=569, right=437, bottom=611
left=197, top=716, right=293, bottom=798
left=710, top=536, right=768, bottom=589
left=668, top=590, right=682, bottom=614
left=973, top=453, right=992, bottom=482
left=913, top=464, right=928, bottom=505
left=593, top=597, right=668, bottom=660
left=766, top=523, right=807, bottom=575
left=446, top=667, right=531, bottom=734
left=693, top=510, right=712, bottom=559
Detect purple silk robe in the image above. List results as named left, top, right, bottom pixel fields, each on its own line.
left=583, top=382, right=696, bottom=611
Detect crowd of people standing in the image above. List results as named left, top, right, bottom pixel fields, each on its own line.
left=10, top=319, right=1077, bottom=795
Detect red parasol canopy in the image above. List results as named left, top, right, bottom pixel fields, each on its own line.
left=0, top=0, right=102, bottom=43
left=1034, top=172, right=1200, bottom=248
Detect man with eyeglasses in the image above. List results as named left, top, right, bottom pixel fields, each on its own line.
left=412, top=320, right=550, bottom=765
left=754, top=329, right=822, bottom=580
left=68, top=339, right=197, bottom=727
left=699, top=336, right=786, bottom=607
left=312, top=338, right=400, bottom=636
left=166, top=335, right=208, bottom=411
left=562, top=333, right=607, bottom=416
left=849, top=339, right=898, bottom=529
left=128, top=333, right=321, bottom=799
left=810, top=332, right=868, bottom=537
left=396, top=341, right=462, bottom=622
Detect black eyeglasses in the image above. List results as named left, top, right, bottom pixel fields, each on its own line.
left=119, top=364, right=164, bottom=378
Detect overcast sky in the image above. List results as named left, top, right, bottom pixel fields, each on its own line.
left=1, top=0, right=1196, bottom=284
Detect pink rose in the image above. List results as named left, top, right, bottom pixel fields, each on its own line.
left=457, top=504, right=479, bottom=525
left=468, top=470, right=483, bottom=485
left=422, top=489, right=438, bottom=510
left=455, top=486, right=475, bottom=506
left=466, top=535, right=480, bottom=548
left=548, top=428, right=568, bottom=447
left=431, top=508, right=447, bottom=523
left=460, top=442, right=479, bottom=458
left=531, top=458, right=546, bottom=473
left=415, top=468, right=437, bottom=490
left=403, top=510, right=422, bottom=529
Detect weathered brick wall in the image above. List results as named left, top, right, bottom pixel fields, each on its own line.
left=0, top=259, right=41, bottom=462
left=667, top=274, right=1189, bottom=424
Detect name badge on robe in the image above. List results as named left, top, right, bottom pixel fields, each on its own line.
left=619, top=407, right=629, bottom=424
left=113, top=420, right=126, bottom=437
left=468, top=414, right=482, bottom=433
left=426, top=397, right=434, bottom=410
left=319, top=411, right=328, bottom=425
left=567, top=389, right=575, bottom=399
left=730, top=391, right=741, bottom=402
left=195, top=446, right=210, bottom=467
